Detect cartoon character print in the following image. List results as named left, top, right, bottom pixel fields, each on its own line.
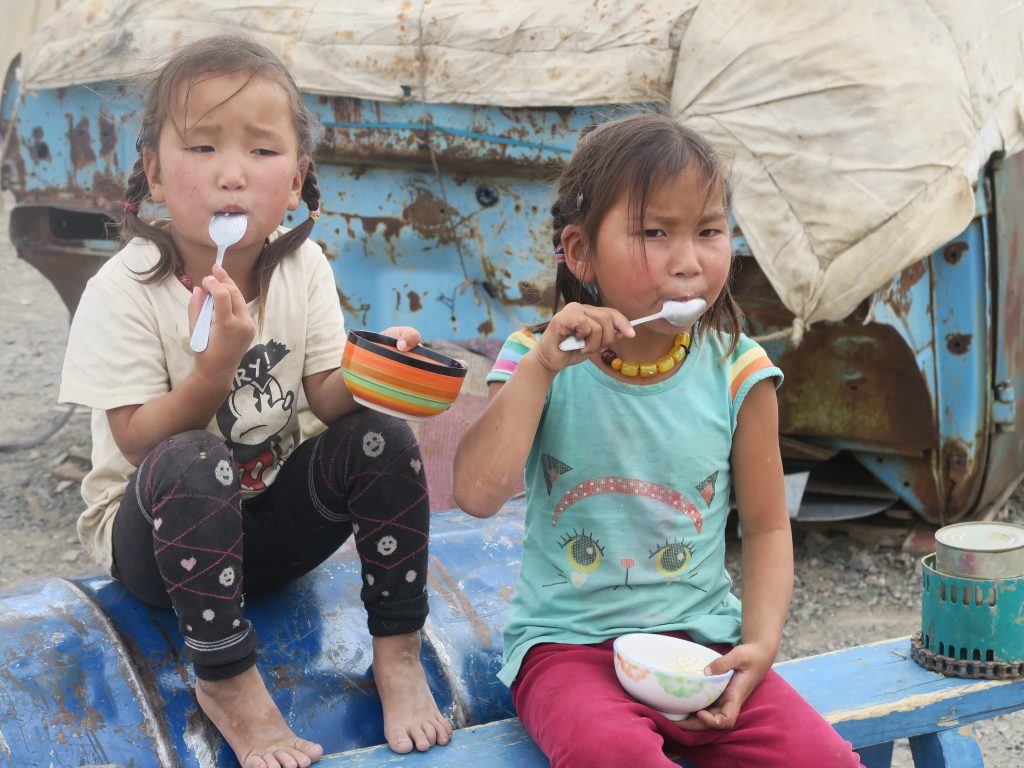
left=541, top=453, right=720, bottom=592
left=216, top=341, right=295, bottom=491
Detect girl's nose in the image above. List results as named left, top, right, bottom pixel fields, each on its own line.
left=217, top=157, right=247, bottom=191
left=671, top=240, right=701, bottom=276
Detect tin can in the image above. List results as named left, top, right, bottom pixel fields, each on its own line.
left=934, top=521, right=1024, bottom=579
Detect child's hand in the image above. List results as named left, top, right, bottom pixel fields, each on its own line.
left=189, top=264, right=255, bottom=388
left=675, top=641, right=775, bottom=732
left=380, top=325, right=421, bottom=352
left=535, top=302, right=634, bottom=374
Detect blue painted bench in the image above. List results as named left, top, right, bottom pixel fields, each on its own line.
left=318, top=636, right=1024, bottom=768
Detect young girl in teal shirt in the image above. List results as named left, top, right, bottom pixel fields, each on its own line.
left=453, top=113, right=862, bottom=768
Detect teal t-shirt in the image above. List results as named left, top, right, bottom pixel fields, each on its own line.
left=486, top=329, right=782, bottom=687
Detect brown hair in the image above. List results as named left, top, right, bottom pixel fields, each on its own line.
left=546, top=111, right=743, bottom=350
left=120, top=34, right=321, bottom=317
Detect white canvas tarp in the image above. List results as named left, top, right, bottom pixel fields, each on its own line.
left=15, top=0, right=1024, bottom=329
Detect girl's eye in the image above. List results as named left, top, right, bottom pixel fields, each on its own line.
left=187, top=145, right=214, bottom=153
left=700, top=228, right=723, bottom=238
left=558, top=528, right=604, bottom=574
left=648, top=539, right=693, bottom=576
left=643, top=228, right=667, bottom=238
left=253, top=148, right=278, bottom=156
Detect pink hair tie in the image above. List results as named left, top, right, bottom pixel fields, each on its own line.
left=123, top=202, right=140, bottom=214
left=554, top=244, right=566, bottom=263
left=309, top=208, right=321, bottom=222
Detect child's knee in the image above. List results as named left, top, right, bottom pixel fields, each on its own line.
left=160, top=430, right=231, bottom=462
left=144, top=430, right=235, bottom=495
left=327, top=409, right=421, bottom=463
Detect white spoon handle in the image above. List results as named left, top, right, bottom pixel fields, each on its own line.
left=558, top=335, right=587, bottom=352
left=189, top=293, right=215, bottom=352
left=558, top=310, right=664, bottom=352
left=188, top=244, right=226, bottom=353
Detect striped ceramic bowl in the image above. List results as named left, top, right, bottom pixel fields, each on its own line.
left=340, top=330, right=468, bottom=420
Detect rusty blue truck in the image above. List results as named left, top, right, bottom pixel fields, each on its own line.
left=2, top=3, right=1024, bottom=766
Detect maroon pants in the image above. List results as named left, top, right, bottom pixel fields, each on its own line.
left=511, top=632, right=864, bottom=768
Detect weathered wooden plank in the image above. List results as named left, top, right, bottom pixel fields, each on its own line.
left=321, top=637, right=1024, bottom=766
left=775, top=637, right=1024, bottom=747
left=319, top=719, right=547, bottom=768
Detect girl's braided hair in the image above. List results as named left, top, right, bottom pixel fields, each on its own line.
left=545, top=111, right=743, bottom=351
left=121, top=34, right=321, bottom=318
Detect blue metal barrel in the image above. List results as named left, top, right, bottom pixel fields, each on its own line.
left=0, top=503, right=525, bottom=767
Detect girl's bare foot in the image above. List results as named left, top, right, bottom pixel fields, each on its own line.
left=373, top=632, right=453, bottom=753
left=195, top=665, right=324, bottom=768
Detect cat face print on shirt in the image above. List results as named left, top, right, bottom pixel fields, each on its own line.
left=541, top=454, right=720, bottom=592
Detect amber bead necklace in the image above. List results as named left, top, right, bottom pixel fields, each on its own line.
left=600, top=331, right=691, bottom=378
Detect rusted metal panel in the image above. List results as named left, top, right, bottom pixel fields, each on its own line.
left=978, top=153, right=1024, bottom=508
left=3, top=68, right=1022, bottom=524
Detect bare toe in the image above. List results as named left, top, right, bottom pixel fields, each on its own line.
left=297, top=739, right=322, bottom=762
left=385, top=728, right=414, bottom=754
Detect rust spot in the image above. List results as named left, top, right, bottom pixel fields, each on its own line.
left=403, top=190, right=458, bottom=244
left=886, top=259, right=927, bottom=316
left=943, top=241, right=968, bottom=264
left=98, top=112, right=117, bottom=157
left=477, top=318, right=494, bottom=336
left=357, top=215, right=402, bottom=241
left=66, top=114, right=97, bottom=171
left=946, top=333, right=971, bottom=355
left=1, top=129, right=26, bottom=190
left=336, top=286, right=370, bottom=326
left=331, top=96, right=365, bottom=125
left=407, top=290, right=422, bottom=312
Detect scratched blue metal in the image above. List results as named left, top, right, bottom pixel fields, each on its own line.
left=0, top=579, right=167, bottom=767
left=0, top=505, right=523, bottom=767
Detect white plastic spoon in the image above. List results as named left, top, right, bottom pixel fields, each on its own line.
left=189, top=213, right=249, bottom=353
left=558, top=298, right=708, bottom=352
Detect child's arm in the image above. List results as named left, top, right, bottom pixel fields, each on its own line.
left=453, top=303, right=633, bottom=518
left=681, top=378, right=791, bottom=731
left=302, top=326, right=421, bottom=425
left=107, top=265, right=255, bottom=465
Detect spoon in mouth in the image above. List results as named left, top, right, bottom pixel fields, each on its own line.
left=189, top=212, right=249, bottom=353
left=558, top=298, right=708, bottom=352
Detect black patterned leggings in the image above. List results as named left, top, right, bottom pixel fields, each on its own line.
left=111, top=409, right=430, bottom=681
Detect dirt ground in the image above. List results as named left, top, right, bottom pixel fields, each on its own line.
left=1, top=206, right=1022, bottom=765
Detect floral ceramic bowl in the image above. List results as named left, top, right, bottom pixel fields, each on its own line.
left=340, top=330, right=468, bottom=420
left=613, top=633, right=733, bottom=721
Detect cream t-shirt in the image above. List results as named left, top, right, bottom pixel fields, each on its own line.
left=59, top=232, right=346, bottom=572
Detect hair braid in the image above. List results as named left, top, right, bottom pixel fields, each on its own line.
left=119, top=157, right=178, bottom=283
left=253, top=162, right=323, bottom=321
left=301, top=164, right=321, bottom=214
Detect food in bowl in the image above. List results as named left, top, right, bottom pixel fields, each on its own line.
left=613, top=633, right=733, bottom=721
left=340, top=330, right=468, bottom=420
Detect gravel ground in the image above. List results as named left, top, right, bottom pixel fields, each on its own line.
left=1, top=211, right=1022, bottom=765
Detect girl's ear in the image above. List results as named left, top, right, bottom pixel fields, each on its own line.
left=560, top=224, right=593, bottom=283
left=142, top=148, right=164, bottom=204
left=287, top=156, right=309, bottom=211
